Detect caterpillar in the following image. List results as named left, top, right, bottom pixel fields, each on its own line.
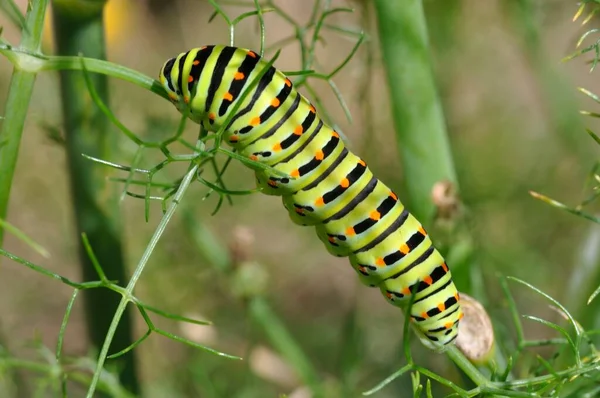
left=159, top=45, right=462, bottom=350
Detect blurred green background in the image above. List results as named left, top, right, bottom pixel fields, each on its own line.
left=1, top=0, right=600, bottom=396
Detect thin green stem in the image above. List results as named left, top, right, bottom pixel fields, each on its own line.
left=0, top=0, right=48, bottom=246
left=446, top=345, right=490, bottom=387
left=0, top=218, right=49, bottom=257
left=0, top=47, right=167, bottom=99
left=85, top=165, right=198, bottom=398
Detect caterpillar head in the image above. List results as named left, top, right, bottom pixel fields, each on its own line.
left=159, top=56, right=186, bottom=113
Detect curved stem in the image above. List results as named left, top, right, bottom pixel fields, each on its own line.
left=0, top=46, right=167, bottom=99
left=445, top=345, right=490, bottom=387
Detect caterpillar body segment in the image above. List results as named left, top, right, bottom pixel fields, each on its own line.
left=159, top=45, right=463, bottom=350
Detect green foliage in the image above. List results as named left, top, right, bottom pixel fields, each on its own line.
left=564, top=0, right=600, bottom=71
left=0, top=0, right=47, bottom=245
left=2, top=0, right=600, bottom=397
left=531, top=0, right=600, bottom=335
left=0, top=1, right=364, bottom=396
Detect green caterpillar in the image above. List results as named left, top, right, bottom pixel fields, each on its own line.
left=159, top=45, right=462, bottom=350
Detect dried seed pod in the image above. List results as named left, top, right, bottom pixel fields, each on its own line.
left=455, top=292, right=495, bottom=364
left=431, top=180, right=460, bottom=220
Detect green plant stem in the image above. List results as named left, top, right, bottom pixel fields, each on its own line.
left=373, top=0, right=457, bottom=223
left=0, top=47, right=167, bottom=99
left=0, top=0, right=48, bottom=247
left=86, top=164, right=199, bottom=398
left=445, top=345, right=489, bottom=387
left=0, top=218, right=49, bottom=257
left=52, top=3, right=138, bottom=394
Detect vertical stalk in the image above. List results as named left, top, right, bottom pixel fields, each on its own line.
left=0, top=1, right=49, bottom=246
left=373, top=0, right=457, bottom=223
left=52, top=2, right=138, bottom=393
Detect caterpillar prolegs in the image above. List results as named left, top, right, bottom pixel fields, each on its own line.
left=159, top=45, right=463, bottom=350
